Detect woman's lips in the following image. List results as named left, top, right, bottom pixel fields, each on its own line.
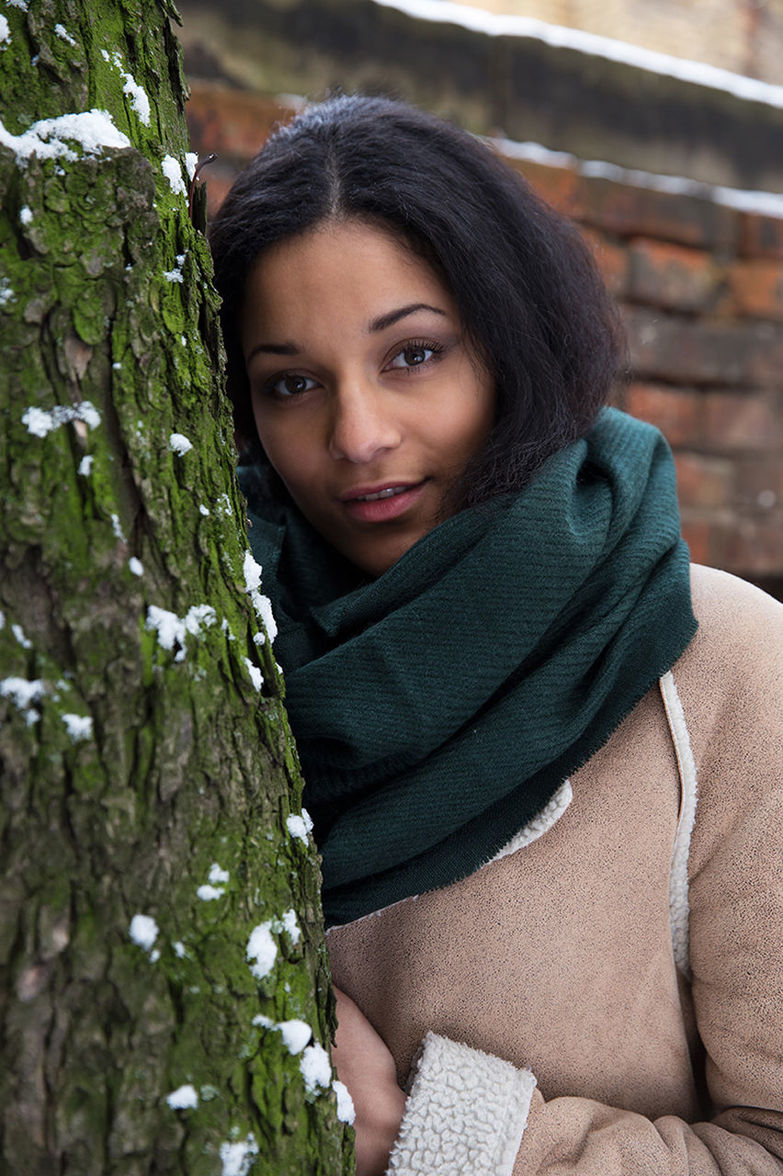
left=339, top=481, right=427, bottom=523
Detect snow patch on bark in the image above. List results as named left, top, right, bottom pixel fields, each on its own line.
left=169, top=431, right=193, bottom=455
left=300, top=1043, right=332, bottom=1093
left=161, top=154, right=187, bottom=196
left=166, top=1084, right=198, bottom=1110
left=286, top=809, right=313, bottom=843
left=62, top=713, right=92, bottom=741
left=22, top=401, right=101, bottom=437
left=163, top=253, right=186, bottom=283
left=243, top=657, right=263, bottom=692
left=54, top=23, right=77, bottom=46
left=12, top=623, right=31, bottom=649
left=0, top=110, right=131, bottom=164
left=332, top=1079, right=356, bottom=1124
left=219, top=1134, right=258, bottom=1176
left=145, top=603, right=215, bottom=662
left=246, top=921, right=276, bottom=979
left=243, top=551, right=263, bottom=592
left=1, top=677, right=45, bottom=709
left=129, top=914, right=159, bottom=952
left=101, top=49, right=151, bottom=125
left=250, top=590, right=277, bottom=643
left=280, top=909, right=301, bottom=944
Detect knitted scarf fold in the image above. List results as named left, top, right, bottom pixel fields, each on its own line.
left=242, top=409, right=697, bottom=927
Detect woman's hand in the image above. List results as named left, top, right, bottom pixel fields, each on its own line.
left=332, top=986, right=407, bottom=1176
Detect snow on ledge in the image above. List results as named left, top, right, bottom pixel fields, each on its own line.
left=490, top=135, right=783, bottom=220
left=374, top=0, right=783, bottom=111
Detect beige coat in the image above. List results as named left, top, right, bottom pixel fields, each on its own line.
left=327, top=565, right=783, bottom=1174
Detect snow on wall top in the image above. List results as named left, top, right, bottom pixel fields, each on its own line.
left=493, top=136, right=783, bottom=219
left=375, top=0, right=783, bottom=112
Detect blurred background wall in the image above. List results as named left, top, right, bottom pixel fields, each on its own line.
left=175, top=0, right=783, bottom=598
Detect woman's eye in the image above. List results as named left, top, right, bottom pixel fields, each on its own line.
left=267, top=373, right=318, bottom=398
left=387, top=343, right=438, bottom=370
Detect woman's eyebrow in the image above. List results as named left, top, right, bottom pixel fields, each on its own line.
left=368, top=303, right=447, bottom=333
left=246, top=340, right=300, bottom=362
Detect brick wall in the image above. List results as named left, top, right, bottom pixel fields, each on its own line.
left=187, top=83, right=783, bottom=595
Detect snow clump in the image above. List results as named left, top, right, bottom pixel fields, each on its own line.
left=145, top=603, right=216, bottom=662
left=300, top=1043, right=332, bottom=1093
left=0, top=15, right=10, bottom=45
left=166, top=1084, right=199, bottom=1110
left=169, top=432, right=192, bottom=456
left=0, top=677, right=44, bottom=711
left=0, top=110, right=131, bottom=164
left=286, top=809, right=313, bottom=844
left=128, top=557, right=143, bottom=576
left=12, top=623, right=31, bottom=649
left=161, top=154, right=187, bottom=197
left=243, top=657, right=263, bottom=692
left=242, top=551, right=262, bottom=592
left=332, top=1079, right=356, bottom=1124
left=185, top=152, right=198, bottom=181
left=280, top=909, right=301, bottom=945
left=278, top=1019, right=312, bottom=1055
left=78, top=455, right=93, bottom=476
left=22, top=401, right=100, bottom=437
left=163, top=253, right=186, bottom=283
left=54, top=23, right=77, bottom=46
left=19, top=206, right=32, bottom=225
left=103, top=50, right=151, bottom=125
left=62, top=713, right=93, bottom=741
left=196, top=884, right=224, bottom=901
left=246, top=921, right=276, bottom=980
left=219, top=1134, right=258, bottom=1176
left=250, top=590, right=277, bottom=643
left=0, top=279, right=15, bottom=308
left=129, top=914, right=159, bottom=952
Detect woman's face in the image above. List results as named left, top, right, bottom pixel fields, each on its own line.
left=241, top=220, right=495, bottom=577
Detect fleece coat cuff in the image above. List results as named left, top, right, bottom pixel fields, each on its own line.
left=387, top=1031, right=536, bottom=1175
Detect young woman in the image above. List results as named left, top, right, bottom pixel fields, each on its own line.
left=210, top=95, right=783, bottom=1176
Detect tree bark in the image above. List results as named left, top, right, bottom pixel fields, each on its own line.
left=0, top=3, right=353, bottom=1172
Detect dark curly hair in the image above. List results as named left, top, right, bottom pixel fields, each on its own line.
left=209, top=94, right=625, bottom=505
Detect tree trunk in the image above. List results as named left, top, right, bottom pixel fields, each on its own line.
left=0, top=3, right=353, bottom=1172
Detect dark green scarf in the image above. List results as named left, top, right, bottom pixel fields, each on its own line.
left=242, top=408, right=696, bottom=928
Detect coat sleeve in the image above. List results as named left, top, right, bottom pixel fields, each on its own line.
left=387, top=569, right=783, bottom=1176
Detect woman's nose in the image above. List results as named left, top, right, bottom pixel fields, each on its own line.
left=327, top=384, right=402, bottom=464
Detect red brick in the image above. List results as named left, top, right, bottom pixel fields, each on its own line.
left=674, top=452, right=734, bottom=509
left=624, top=306, right=783, bottom=388
left=680, top=516, right=724, bottom=567
left=729, top=259, right=783, bottom=322
left=186, top=82, right=295, bottom=162
left=627, top=238, right=722, bottom=313
left=739, top=212, right=783, bottom=261
left=573, top=175, right=738, bottom=250
left=624, top=384, right=702, bottom=448
left=580, top=228, right=628, bottom=296
left=503, top=155, right=580, bottom=216
left=702, top=391, right=783, bottom=451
